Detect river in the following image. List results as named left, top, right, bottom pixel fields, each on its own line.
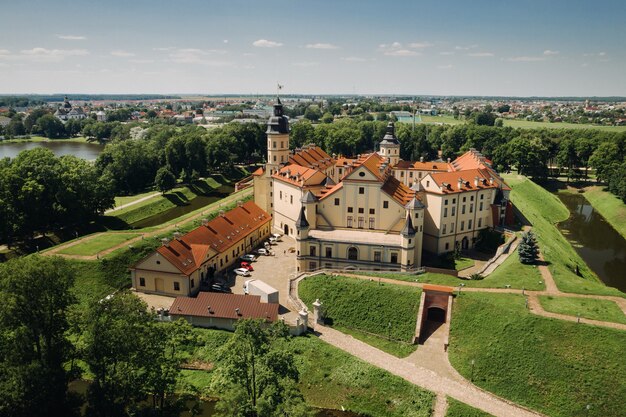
left=0, top=140, right=104, bottom=160
left=556, top=192, right=626, bottom=292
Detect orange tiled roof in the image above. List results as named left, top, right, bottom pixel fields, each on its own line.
left=318, top=182, right=344, bottom=200
left=450, top=149, right=491, bottom=171
left=289, top=145, right=336, bottom=171
left=381, top=176, right=417, bottom=206
left=271, top=164, right=328, bottom=187
left=427, top=169, right=500, bottom=194
left=395, top=160, right=452, bottom=171
left=251, top=167, right=264, bottom=176
left=152, top=201, right=270, bottom=275
left=170, top=292, right=278, bottom=321
left=423, top=284, right=455, bottom=293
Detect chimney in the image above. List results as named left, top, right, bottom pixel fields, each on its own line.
left=419, top=156, right=424, bottom=163
left=457, top=178, right=464, bottom=190
left=447, top=157, right=451, bottom=163
left=161, top=238, right=170, bottom=247
left=201, top=218, right=208, bottom=226
left=474, top=176, right=479, bottom=187
left=235, top=308, right=241, bottom=316
left=489, top=177, right=494, bottom=185
left=437, top=149, right=443, bottom=159
left=440, top=182, right=447, bottom=192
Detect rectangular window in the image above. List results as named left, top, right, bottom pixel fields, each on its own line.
left=174, top=282, right=180, bottom=291
left=279, top=191, right=282, bottom=199
left=480, top=194, right=484, bottom=200
left=415, top=212, right=419, bottom=219
left=273, top=141, right=276, bottom=148
left=445, top=242, right=449, bottom=250
left=383, top=201, right=389, bottom=209
left=310, top=246, right=316, bottom=256
left=369, top=217, right=375, bottom=229
left=358, top=207, right=364, bottom=214
left=409, top=172, right=413, bottom=178
left=462, top=205, right=466, bottom=215
left=390, top=253, right=398, bottom=263
left=334, top=198, right=340, bottom=206
left=139, top=277, right=145, bottom=287
left=452, top=198, right=456, bottom=204
left=478, top=218, right=482, bottom=227
left=443, top=207, right=448, bottom=217
left=442, top=224, right=447, bottom=234
left=471, top=195, right=474, bottom=201
left=460, top=221, right=465, bottom=231
left=191, top=279, right=195, bottom=288
left=359, top=187, right=365, bottom=194
left=470, top=203, right=474, bottom=213
left=347, top=216, right=353, bottom=228
left=280, top=141, right=284, bottom=148
left=400, top=171, right=404, bottom=177
left=348, top=207, right=353, bottom=213
left=358, top=217, right=364, bottom=228
left=309, top=262, right=317, bottom=271
left=451, top=223, right=454, bottom=232
left=325, top=247, right=332, bottom=258
left=479, top=202, right=484, bottom=211
left=451, top=206, right=456, bottom=216
left=468, top=220, right=473, bottom=229
left=374, top=251, right=381, bottom=262
left=369, top=208, right=375, bottom=215
left=290, top=195, right=293, bottom=204
left=444, top=199, right=449, bottom=206
left=463, top=197, right=467, bottom=202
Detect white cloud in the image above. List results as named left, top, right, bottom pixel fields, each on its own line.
left=384, top=49, right=420, bottom=57
left=292, top=61, right=319, bottom=67
left=0, top=49, right=10, bottom=55
left=455, top=44, right=478, bottom=50
left=110, top=50, right=135, bottom=57
left=437, top=64, right=453, bottom=69
left=342, top=56, right=367, bottom=62
left=56, top=34, right=86, bottom=40
left=467, top=52, right=494, bottom=57
left=168, top=48, right=231, bottom=66
left=305, top=43, right=339, bottom=50
left=439, top=51, right=455, bottom=56
left=543, top=50, right=559, bottom=56
left=598, top=51, right=606, bottom=56
left=223, top=39, right=229, bottom=44
left=506, top=56, right=545, bottom=62
left=252, top=39, right=283, bottom=48
left=0, top=47, right=90, bottom=62
left=408, top=41, right=433, bottom=49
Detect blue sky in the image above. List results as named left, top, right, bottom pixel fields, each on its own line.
left=0, top=0, right=624, bottom=96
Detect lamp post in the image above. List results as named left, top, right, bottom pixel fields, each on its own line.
left=586, top=404, right=591, bottom=415
left=470, top=359, right=475, bottom=381
left=458, top=283, right=465, bottom=296
left=388, top=321, right=392, bottom=340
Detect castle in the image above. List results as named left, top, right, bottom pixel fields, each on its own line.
left=253, top=99, right=513, bottom=273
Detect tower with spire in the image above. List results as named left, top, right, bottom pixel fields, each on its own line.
left=265, top=97, right=290, bottom=176
left=378, top=121, right=401, bottom=166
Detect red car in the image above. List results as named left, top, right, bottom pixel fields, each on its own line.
left=240, top=261, right=254, bottom=271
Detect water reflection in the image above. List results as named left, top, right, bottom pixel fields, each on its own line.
left=556, top=192, right=626, bottom=292
left=0, top=140, right=104, bottom=160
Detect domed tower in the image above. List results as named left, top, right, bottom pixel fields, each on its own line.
left=266, top=97, right=290, bottom=175
left=63, top=96, right=72, bottom=109
left=379, top=121, right=400, bottom=166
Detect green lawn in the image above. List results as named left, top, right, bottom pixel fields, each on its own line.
left=180, top=329, right=434, bottom=417
left=298, top=274, right=421, bottom=357
left=364, top=252, right=544, bottom=291
left=113, top=190, right=160, bottom=208
left=539, top=295, right=626, bottom=325
left=454, top=257, right=475, bottom=271
left=583, top=186, right=626, bottom=240
left=446, top=398, right=493, bottom=417
left=58, top=233, right=139, bottom=256
left=449, top=292, right=626, bottom=417
left=503, top=174, right=625, bottom=298
left=502, top=119, right=626, bottom=131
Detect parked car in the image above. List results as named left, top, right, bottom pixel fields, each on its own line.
left=268, top=236, right=278, bottom=244
left=239, top=254, right=256, bottom=262
left=210, top=283, right=231, bottom=293
left=233, top=268, right=251, bottom=277
left=256, top=248, right=270, bottom=256
left=240, top=261, right=254, bottom=271
left=271, top=233, right=283, bottom=240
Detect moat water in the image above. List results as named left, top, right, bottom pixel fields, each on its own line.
left=0, top=140, right=104, bottom=160
left=556, top=192, right=626, bottom=292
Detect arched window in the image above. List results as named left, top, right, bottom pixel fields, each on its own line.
left=347, top=247, right=358, bottom=261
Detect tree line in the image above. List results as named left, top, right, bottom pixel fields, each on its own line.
left=0, top=255, right=308, bottom=417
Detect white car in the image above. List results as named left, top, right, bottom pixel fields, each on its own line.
left=233, top=268, right=251, bottom=277
left=239, top=254, right=256, bottom=262
left=269, top=236, right=278, bottom=244
left=271, top=233, right=282, bottom=240
left=256, top=248, right=270, bottom=256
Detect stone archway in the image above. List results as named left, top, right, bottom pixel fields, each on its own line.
left=461, top=236, right=469, bottom=250
left=414, top=284, right=454, bottom=345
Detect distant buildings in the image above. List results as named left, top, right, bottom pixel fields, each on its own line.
left=54, top=96, right=86, bottom=121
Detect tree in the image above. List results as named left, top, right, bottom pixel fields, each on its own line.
left=474, top=112, right=497, bottom=126
left=155, top=167, right=177, bottom=194
left=320, top=112, right=334, bottom=124
left=213, top=319, right=309, bottom=417
left=37, top=114, right=67, bottom=139
left=0, top=256, right=79, bottom=417
left=497, top=104, right=511, bottom=113
left=303, top=105, right=321, bottom=122
left=518, top=231, right=539, bottom=264
left=290, top=120, right=315, bottom=149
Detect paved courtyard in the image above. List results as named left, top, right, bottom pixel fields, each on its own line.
left=223, top=233, right=299, bottom=316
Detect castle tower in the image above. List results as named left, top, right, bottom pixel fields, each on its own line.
left=295, top=205, right=310, bottom=272
left=405, top=196, right=425, bottom=267
left=400, top=213, right=416, bottom=272
left=379, top=121, right=400, bottom=166
left=266, top=97, right=290, bottom=176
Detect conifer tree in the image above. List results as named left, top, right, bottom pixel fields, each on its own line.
left=518, top=230, right=539, bottom=264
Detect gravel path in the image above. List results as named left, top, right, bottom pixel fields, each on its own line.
left=105, top=192, right=161, bottom=214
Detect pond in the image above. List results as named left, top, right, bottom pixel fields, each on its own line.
left=0, top=140, right=104, bottom=160
left=129, top=184, right=236, bottom=229
left=556, top=192, right=626, bottom=292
